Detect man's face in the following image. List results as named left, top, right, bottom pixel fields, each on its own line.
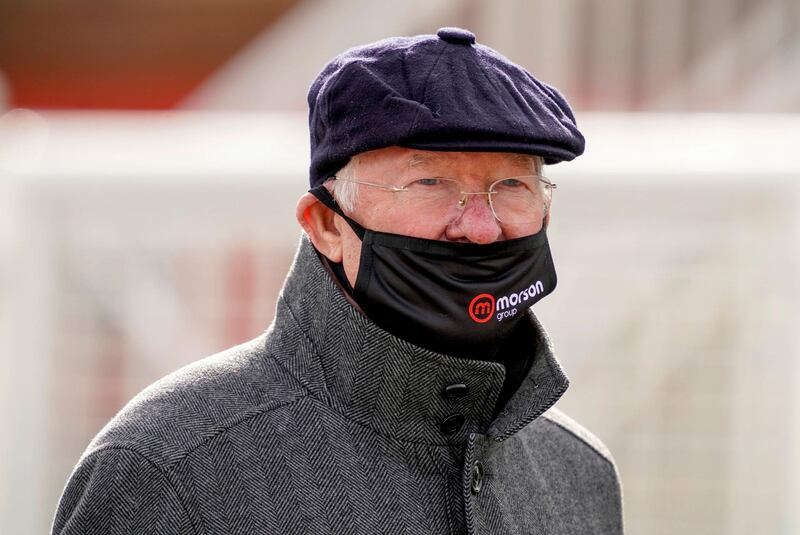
left=297, top=146, right=550, bottom=287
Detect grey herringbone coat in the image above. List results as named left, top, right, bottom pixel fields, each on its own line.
left=53, top=237, right=624, bottom=534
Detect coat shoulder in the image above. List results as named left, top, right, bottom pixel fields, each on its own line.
left=55, top=334, right=312, bottom=533
left=539, top=406, right=617, bottom=468
left=85, top=333, right=306, bottom=469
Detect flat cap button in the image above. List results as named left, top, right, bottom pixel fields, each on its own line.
left=436, top=27, right=476, bottom=45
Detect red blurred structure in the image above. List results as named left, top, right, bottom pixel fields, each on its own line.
left=0, top=0, right=297, bottom=109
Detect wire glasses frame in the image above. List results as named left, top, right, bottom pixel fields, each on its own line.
left=330, top=175, right=557, bottom=225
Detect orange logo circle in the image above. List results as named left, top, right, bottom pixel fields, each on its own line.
left=468, top=294, right=495, bottom=323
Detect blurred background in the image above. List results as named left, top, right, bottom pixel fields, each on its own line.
left=1, top=0, right=798, bottom=533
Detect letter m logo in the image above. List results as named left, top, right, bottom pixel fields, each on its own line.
left=468, top=294, right=496, bottom=324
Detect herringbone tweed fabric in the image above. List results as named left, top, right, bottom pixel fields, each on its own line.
left=53, top=236, right=624, bottom=534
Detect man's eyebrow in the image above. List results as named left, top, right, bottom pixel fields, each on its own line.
left=407, top=153, right=436, bottom=168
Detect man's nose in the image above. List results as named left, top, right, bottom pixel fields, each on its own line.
left=444, top=194, right=502, bottom=244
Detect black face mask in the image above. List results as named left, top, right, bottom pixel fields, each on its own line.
left=310, top=186, right=557, bottom=359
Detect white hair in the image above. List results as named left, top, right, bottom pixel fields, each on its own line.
left=327, top=155, right=361, bottom=213
left=327, top=153, right=545, bottom=214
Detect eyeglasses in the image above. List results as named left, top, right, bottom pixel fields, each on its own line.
left=331, top=175, right=556, bottom=229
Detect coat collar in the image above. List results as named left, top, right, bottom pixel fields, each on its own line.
left=266, top=236, right=569, bottom=445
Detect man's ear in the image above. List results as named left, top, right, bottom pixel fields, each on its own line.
left=296, top=192, right=344, bottom=262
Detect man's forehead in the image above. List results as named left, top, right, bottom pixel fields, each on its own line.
left=352, top=147, right=541, bottom=176
left=405, top=150, right=538, bottom=170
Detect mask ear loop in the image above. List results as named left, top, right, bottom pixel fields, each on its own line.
left=308, top=184, right=367, bottom=240
left=540, top=201, right=551, bottom=232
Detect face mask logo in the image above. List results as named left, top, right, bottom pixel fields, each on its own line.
left=468, top=293, right=496, bottom=323
left=469, top=280, right=548, bottom=324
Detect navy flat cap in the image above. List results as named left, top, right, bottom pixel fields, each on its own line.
left=307, top=27, right=585, bottom=188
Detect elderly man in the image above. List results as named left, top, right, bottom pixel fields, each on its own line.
left=53, top=28, right=624, bottom=534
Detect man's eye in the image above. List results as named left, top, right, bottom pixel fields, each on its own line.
left=411, top=178, right=443, bottom=187
left=496, top=178, right=524, bottom=188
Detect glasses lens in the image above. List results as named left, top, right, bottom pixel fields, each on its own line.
left=489, top=176, right=551, bottom=227
left=400, top=178, right=464, bottom=221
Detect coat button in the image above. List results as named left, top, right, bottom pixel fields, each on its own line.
left=442, top=383, right=469, bottom=399
left=470, top=460, right=484, bottom=494
left=440, top=413, right=465, bottom=435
